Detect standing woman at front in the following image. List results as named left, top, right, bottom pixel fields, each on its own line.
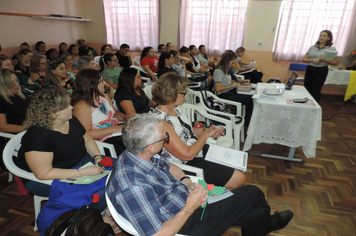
left=302, top=30, right=338, bottom=102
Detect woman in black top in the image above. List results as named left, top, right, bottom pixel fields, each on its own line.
left=16, top=89, right=120, bottom=232
left=114, top=68, right=156, bottom=117
left=0, top=69, right=28, bottom=168
left=157, top=51, right=177, bottom=78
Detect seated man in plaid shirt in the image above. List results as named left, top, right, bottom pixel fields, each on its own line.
left=106, top=113, right=293, bottom=236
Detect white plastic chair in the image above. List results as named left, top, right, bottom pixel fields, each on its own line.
left=0, top=131, right=16, bottom=182
left=143, top=85, right=153, bottom=99
left=105, top=164, right=203, bottom=236
left=3, top=131, right=52, bottom=232
left=178, top=103, right=234, bottom=148
left=186, top=88, right=245, bottom=150
left=95, top=140, right=118, bottom=158
left=130, top=65, right=156, bottom=85
left=133, top=56, right=141, bottom=67
left=3, top=131, right=118, bottom=231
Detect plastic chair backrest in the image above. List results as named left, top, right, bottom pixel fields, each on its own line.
left=95, top=140, right=118, bottom=158
left=288, top=63, right=308, bottom=79
left=289, top=63, right=307, bottom=71
left=105, top=172, right=187, bottom=236
left=143, top=85, right=153, bottom=99
left=3, top=131, right=53, bottom=186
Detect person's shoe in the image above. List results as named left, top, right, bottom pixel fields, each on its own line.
left=268, top=210, right=294, bottom=233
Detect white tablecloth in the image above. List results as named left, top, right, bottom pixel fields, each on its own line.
left=325, top=69, right=351, bottom=85
left=243, top=85, right=322, bottom=158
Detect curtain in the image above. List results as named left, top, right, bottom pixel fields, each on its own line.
left=273, top=0, right=356, bottom=61
left=180, top=0, right=248, bottom=56
left=102, top=0, right=159, bottom=51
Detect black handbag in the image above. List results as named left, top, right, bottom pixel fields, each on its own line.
left=199, top=89, right=243, bottom=126
left=46, top=206, right=115, bottom=236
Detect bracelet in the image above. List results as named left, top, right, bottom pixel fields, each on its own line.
left=180, top=176, right=191, bottom=181
left=77, top=168, right=83, bottom=176
left=93, top=154, right=102, bottom=160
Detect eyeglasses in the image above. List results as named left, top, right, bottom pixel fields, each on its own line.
left=144, top=132, right=170, bottom=148
left=178, top=92, right=187, bottom=96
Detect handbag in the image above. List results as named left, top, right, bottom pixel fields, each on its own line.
left=199, top=89, right=243, bottom=126
left=46, top=205, right=115, bottom=236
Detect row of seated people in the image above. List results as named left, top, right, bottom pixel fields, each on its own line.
left=5, top=39, right=263, bottom=94
left=11, top=38, right=98, bottom=65
left=1, top=49, right=255, bottom=156
left=0, top=67, right=293, bottom=235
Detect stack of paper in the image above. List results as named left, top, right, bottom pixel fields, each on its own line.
left=204, top=143, right=248, bottom=172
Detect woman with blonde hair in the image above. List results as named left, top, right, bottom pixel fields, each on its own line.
left=0, top=69, right=28, bottom=168
left=234, top=47, right=263, bottom=84
left=152, top=73, right=246, bottom=190
left=213, top=51, right=253, bottom=125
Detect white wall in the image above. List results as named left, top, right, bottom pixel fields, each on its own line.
left=159, top=0, right=180, bottom=47
left=0, top=0, right=86, bottom=48
left=80, top=0, right=106, bottom=43
left=243, top=1, right=282, bottom=52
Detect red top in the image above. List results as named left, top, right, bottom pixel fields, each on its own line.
left=140, top=56, right=159, bottom=73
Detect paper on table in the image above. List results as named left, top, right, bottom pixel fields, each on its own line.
left=204, top=143, right=248, bottom=172
left=252, top=94, right=280, bottom=101
left=60, top=162, right=110, bottom=184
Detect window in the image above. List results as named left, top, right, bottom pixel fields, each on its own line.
left=103, top=0, right=159, bottom=51
left=273, top=0, right=356, bottom=61
left=180, top=0, right=248, bottom=55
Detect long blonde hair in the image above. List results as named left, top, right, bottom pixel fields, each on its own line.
left=0, top=69, right=25, bottom=104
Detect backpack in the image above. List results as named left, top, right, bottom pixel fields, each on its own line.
left=199, top=89, right=243, bottom=126
left=46, top=206, right=115, bottom=236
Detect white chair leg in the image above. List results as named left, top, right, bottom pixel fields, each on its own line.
left=234, top=128, right=240, bottom=150
left=8, top=172, right=13, bottom=182
left=34, top=196, right=48, bottom=231
left=240, top=127, right=245, bottom=143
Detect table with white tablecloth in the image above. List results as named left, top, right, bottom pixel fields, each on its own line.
left=324, top=69, right=351, bottom=85
left=243, top=85, right=322, bottom=161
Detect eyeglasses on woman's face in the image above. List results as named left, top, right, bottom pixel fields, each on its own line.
left=144, top=132, right=170, bottom=148
left=178, top=91, right=187, bottom=96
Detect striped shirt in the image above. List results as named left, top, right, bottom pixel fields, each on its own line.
left=106, top=150, right=189, bottom=236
